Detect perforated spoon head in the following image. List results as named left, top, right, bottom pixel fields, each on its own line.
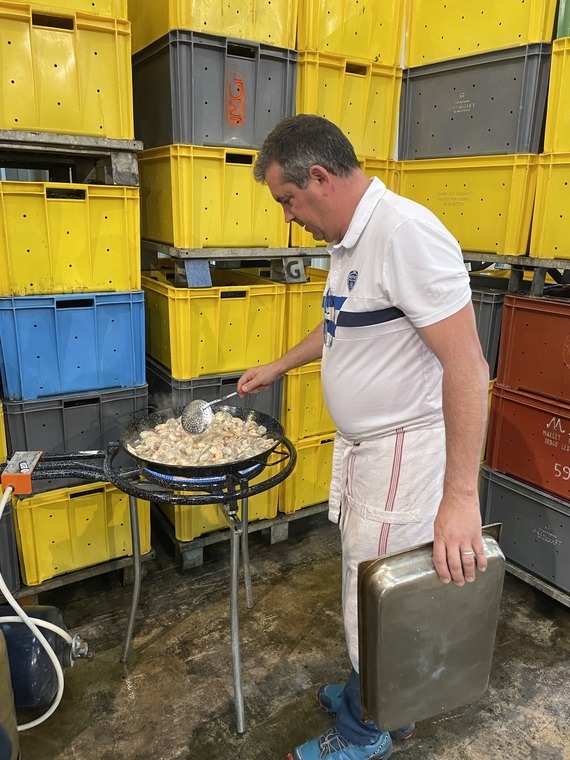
left=181, top=399, right=214, bottom=434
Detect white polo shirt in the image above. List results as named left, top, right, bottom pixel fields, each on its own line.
left=321, top=177, right=471, bottom=440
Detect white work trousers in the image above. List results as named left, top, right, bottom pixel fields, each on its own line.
left=328, top=425, right=446, bottom=670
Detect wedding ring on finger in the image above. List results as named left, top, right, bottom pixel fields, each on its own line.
left=461, top=551, right=475, bottom=556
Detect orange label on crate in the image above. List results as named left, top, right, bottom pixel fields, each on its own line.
left=226, top=71, right=246, bottom=127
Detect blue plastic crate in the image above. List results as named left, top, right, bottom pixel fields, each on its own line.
left=0, top=292, right=145, bottom=401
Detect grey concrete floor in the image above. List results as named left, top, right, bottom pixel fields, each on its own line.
left=15, top=510, right=570, bottom=760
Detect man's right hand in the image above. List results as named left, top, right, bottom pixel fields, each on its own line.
left=238, top=325, right=324, bottom=396
left=237, top=362, right=283, bottom=395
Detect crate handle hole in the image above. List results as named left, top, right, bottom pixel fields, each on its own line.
left=227, top=43, right=256, bottom=59
left=70, top=487, right=104, bottom=498
left=56, top=298, right=94, bottom=309
left=46, top=188, right=86, bottom=201
left=225, top=153, right=253, bottom=165
left=63, top=397, right=98, bottom=409
left=345, top=63, right=368, bottom=76
left=32, top=13, right=74, bottom=30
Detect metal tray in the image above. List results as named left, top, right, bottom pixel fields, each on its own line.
left=358, top=524, right=505, bottom=731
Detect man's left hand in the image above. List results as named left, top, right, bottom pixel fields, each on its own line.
left=432, top=494, right=488, bottom=585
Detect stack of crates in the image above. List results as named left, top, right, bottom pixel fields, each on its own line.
left=399, top=0, right=556, bottom=265
left=273, top=2, right=407, bottom=512
left=399, top=0, right=558, bottom=468
left=293, top=0, right=405, bottom=249
left=128, top=2, right=299, bottom=539
left=277, top=267, right=336, bottom=514
left=482, top=293, right=570, bottom=594
left=530, top=9, right=570, bottom=259
left=129, top=0, right=295, bottom=249
left=0, top=0, right=150, bottom=589
left=142, top=264, right=287, bottom=539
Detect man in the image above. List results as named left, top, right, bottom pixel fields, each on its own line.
left=237, top=115, right=489, bottom=760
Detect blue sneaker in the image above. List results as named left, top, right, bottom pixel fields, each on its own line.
left=315, top=684, right=415, bottom=742
left=287, top=727, right=393, bottom=760
left=315, top=683, right=345, bottom=716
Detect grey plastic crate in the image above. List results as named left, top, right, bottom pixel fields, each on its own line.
left=132, top=30, right=297, bottom=150
left=3, top=385, right=148, bottom=494
left=471, top=288, right=505, bottom=377
left=398, top=43, right=552, bottom=159
left=0, top=502, right=20, bottom=593
left=480, top=467, right=570, bottom=594
left=146, top=357, right=282, bottom=420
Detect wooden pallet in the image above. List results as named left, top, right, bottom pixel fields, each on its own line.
left=506, top=562, right=570, bottom=609
left=464, top=252, right=570, bottom=297
left=141, top=240, right=322, bottom=286
left=151, top=502, right=328, bottom=571
left=1, top=550, right=156, bottom=605
left=0, top=130, right=142, bottom=186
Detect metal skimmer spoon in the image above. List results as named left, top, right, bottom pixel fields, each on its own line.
left=181, top=391, right=240, bottom=434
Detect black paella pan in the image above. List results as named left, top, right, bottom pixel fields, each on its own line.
left=119, top=405, right=285, bottom=478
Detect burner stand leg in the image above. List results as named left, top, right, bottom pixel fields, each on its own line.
left=241, top=497, right=254, bottom=609
left=230, top=523, right=245, bottom=733
left=121, top=495, right=142, bottom=663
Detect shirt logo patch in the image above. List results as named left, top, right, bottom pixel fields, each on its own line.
left=347, top=270, right=358, bottom=291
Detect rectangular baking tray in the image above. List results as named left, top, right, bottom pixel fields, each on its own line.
left=358, top=524, right=505, bottom=730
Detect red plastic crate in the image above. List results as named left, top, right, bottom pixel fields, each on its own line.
left=486, top=384, right=570, bottom=501
left=496, top=294, right=570, bottom=403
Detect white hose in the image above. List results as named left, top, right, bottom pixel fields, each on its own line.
left=0, top=485, right=69, bottom=730
left=0, top=618, right=72, bottom=644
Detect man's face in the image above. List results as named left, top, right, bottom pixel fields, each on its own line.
left=264, top=162, right=330, bottom=242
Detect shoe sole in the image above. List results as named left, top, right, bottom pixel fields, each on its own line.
left=388, top=725, right=415, bottom=741
left=314, top=686, right=415, bottom=742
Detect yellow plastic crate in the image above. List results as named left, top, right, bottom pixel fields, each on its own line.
left=290, top=223, right=327, bottom=248
left=13, top=482, right=151, bottom=586
left=544, top=38, right=570, bottom=153
left=279, top=433, right=334, bottom=513
left=6, top=0, right=127, bottom=17
left=159, top=471, right=279, bottom=541
left=291, top=158, right=398, bottom=247
left=142, top=267, right=285, bottom=379
left=0, top=182, right=140, bottom=295
left=282, top=267, right=327, bottom=350
left=405, top=0, right=557, bottom=67
left=239, top=266, right=272, bottom=277
left=0, top=404, right=6, bottom=464
left=529, top=153, right=570, bottom=260
left=138, top=145, right=289, bottom=249
left=361, top=157, right=399, bottom=185
left=296, top=52, right=402, bottom=159
left=297, top=0, right=405, bottom=65
left=127, top=0, right=297, bottom=54
left=398, top=155, right=539, bottom=255
left=0, top=4, right=133, bottom=138
left=281, top=362, right=335, bottom=441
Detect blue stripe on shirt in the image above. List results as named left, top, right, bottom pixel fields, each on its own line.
left=336, top=307, right=405, bottom=327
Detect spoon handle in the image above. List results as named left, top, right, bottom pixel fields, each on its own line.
left=207, top=390, right=240, bottom=408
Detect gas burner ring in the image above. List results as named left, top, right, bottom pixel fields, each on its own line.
left=141, top=461, right=265, bottom=489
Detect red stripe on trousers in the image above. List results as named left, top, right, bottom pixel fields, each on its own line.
left=378, top=428, right=405, bottom=557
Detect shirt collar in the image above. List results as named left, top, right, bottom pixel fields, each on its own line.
left=326, top=176, right=387, bottom=254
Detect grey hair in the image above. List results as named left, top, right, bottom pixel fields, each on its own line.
left=253, top=115, right=360, bottom=188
